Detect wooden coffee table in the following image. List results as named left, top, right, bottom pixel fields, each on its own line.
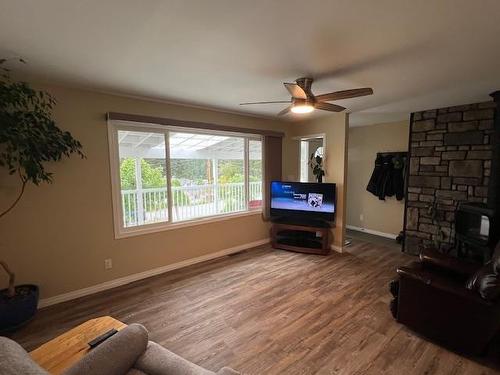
left=29, top=316, right=127, bottom=374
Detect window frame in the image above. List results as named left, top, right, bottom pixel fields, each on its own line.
left=107, top=120, right=263, bottom=239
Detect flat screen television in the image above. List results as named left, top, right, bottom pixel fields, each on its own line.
left=270, top=181, right=336, bottom=222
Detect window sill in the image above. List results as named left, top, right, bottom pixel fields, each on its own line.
left=115, top=209, right=263, bottom=239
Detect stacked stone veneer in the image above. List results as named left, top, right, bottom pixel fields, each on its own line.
left=404, top=101, right=496, bottom=254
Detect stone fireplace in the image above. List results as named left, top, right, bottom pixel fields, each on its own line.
left=403, top=94, right=499, bottom=255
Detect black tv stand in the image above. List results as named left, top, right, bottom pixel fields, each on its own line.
left=272, top=217, right=331, bottom=228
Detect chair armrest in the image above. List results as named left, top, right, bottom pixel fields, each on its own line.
left=0, top=337, right=49, bottom=375
left=397, top=263, right=492, bottom=307
left=217, top=367, right=241, bottom=375
left=397, top=262, right=431, bottom=284
left=432, top=277, right=494, bottom=306
left=63, top=324, right=148, bottom=375
left=420, top=248, right=480, bottom=277
left=134, top=341, right=215, bottom=375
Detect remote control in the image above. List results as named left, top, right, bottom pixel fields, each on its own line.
left=88, top=329, right=118, bottom=348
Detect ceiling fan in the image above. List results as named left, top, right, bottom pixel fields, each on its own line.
left=240, top=77, right=373, bottom=115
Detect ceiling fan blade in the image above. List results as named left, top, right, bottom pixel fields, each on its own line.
left=278, top=106, right=292, bottom=116
left=315, top=88, right=373, bottom=102
left=314, top=102, right=346, bottom=112
left=284, top=83, right=307, bottom=99
left=240, top=100, right=291, bottom=105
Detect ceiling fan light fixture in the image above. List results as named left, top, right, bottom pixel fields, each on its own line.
left=239, top=77, right=372, bottom=116
left=291, top=104, right=314, bottom=114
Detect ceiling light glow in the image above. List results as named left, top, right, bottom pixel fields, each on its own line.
left=291, top=105, right=314, bottom=114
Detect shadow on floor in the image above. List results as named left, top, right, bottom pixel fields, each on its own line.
left=345, top=229, right=403, bottom=253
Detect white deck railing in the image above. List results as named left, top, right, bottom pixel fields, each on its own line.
left=121, top=181, right=262, bottom=227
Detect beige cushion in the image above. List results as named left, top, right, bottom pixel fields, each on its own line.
left=134, top=341, right=216, bottom=375
left=126, top=369, right=147, bottom=375
left=216, top=367, right=240, bottom=375
left=63, top=324, right=148, bottom=375
left=0, top=336, right=49, bottom=375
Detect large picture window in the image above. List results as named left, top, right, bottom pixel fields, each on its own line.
left=108, top=121, right=263, bottom=237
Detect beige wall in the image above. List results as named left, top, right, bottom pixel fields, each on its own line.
left=0, top=83, right=348, bottom=300
left=347, top=121, right=409, bottom=236
left=287, top=114, right=349, bottom=249
left=0, top=84, right=291, bottom=300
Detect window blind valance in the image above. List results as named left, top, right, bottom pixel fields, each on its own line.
left=107, top=112, right=285, bottom=138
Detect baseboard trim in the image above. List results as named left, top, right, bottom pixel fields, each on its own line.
left=346, top=225, right=398, bottom=240
left=39, top=238, right=270, bottom=308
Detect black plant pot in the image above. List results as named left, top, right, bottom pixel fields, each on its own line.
left=0, top=284, right=39, bottom=333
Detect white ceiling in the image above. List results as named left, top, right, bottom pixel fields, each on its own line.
left=1, top=0, right=500, bottom=126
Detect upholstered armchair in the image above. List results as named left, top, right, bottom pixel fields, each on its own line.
left=391, top=245, right=500, bottom=355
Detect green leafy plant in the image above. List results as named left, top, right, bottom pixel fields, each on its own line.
left=218, top=160, right=244, bottom=184
left=0, top=58, right=84, bottom=219
left=309, top=153, right=325, bottom=183
left=119, top=158, right=167, bottom=189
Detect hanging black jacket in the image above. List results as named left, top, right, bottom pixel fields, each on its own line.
left=392, top=155, right=405, bottom=200
left=366, top=155, right=384, bottom=199
left=367, top=154, right=406, bottom=201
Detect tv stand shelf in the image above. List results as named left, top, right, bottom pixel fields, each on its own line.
left=270, top=222, right=331, bottom=255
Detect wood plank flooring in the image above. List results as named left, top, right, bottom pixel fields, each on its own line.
left=10, top=237, right=500, bottom=374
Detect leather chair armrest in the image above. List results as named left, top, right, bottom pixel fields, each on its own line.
left=397, top=263, right=431, bottom=285
left=430, top=277, right=494, bottom=306
left=420, top=248, right=480, bottom=277
left=397, top=263, right=492, bottom=307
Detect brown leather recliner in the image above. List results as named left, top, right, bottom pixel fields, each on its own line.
left=392, top=247, right=500, bottom=355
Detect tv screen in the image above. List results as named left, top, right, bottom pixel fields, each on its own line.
left=270, top=181, right=336, bottom=222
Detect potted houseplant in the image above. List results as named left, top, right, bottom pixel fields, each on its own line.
left=0, top=261, right=39, bottom=333
left=309, top=152, right=325, bottom=183
left=0, top=58, right=84, bottom=332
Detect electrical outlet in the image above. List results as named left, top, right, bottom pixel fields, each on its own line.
left=360, top=214, right=364, bottom=221
left=104, top=258, right=113, bottom=270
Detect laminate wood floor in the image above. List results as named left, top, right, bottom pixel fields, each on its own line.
left=11, top=239, right=500, bottom=374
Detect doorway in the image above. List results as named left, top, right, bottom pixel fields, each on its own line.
left=298, top=135, right=325, bottom=183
